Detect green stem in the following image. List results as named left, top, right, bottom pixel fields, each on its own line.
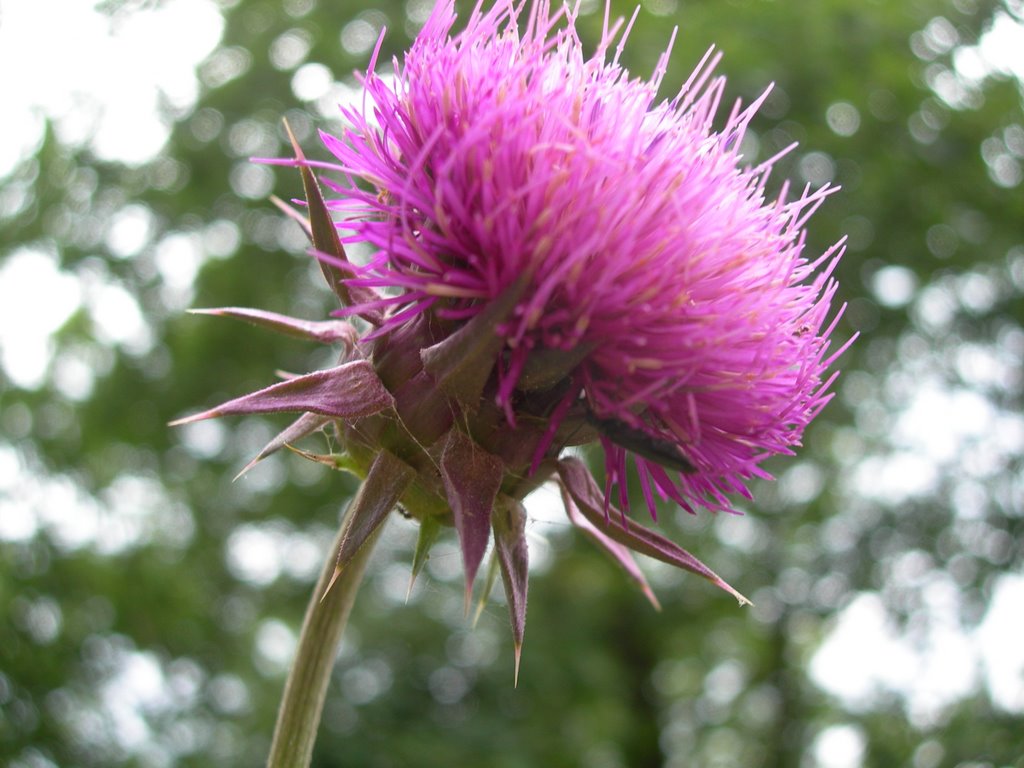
left=265, top=516, right=381, bottom=768
left=266, top=450, right=415, bottom=768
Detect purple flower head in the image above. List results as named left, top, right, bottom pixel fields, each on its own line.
left=177, top=0, right=852, bottom=670
left=322, top=0, right=848, bottom=514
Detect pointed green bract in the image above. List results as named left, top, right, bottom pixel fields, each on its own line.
left=284, top=444, right=363, bottom=477
left=471, top=553, right=501, bottom=628
left=408, top=513, right=442, bottom=601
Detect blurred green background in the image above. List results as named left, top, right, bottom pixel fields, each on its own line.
left=1, top=0, right=1022, bottom=766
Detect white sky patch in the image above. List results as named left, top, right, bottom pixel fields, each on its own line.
left=105, top=204, right=155, bottom=259
left=254, top=618, right=297, bottom=676
left=851, top=451, right=939, bottom=506
left=0, top=248, right=83, bottom=389
left=871, top=265, right=918, bottom=309
left=178, top=418, right=227, bottom=460
left=291, top=61, right=334, bottom=102
left=976, top=574, right=1024, bottom=712
left=226, top=524, right=286, bottom=586
left=894, top=386, right=994, bottom=465
left=225, top=521, right=327, bottom=586
left=0, top=450, right=194, bottom=554
left=0, top=1, right=223, bottom=387
left=0, top=250, right=157, bottom=388
left=101, top=650, right=167, bottom=750
left=851, top=379, right=1022, bottom=506
left=523, top=480, right=573, bottom=575
left=812, top=724, right=867, bottom=768
left=46, top=634, right=211, bottom=760
left=0, top=0, right=224, bottom=175
left=811, top=593, right=921, bottom=710
left=954, top=10, right=1024, bottom=86
left=154, top=231, right=205, bottom=310
left=812, top=575, right=1024, bottom=721
left=86, top=279, right=154, bottom=354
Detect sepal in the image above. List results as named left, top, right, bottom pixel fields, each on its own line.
left=283, top=444, right=363, bottom=477
left=322, top=449, right=416, bottom=598
left=407, top=513, right=442, bottom=601
left=471, top=554, right=501, bottom=627
left=492, top=495, right=529, bottom=686
left=235, top=412, right=331, bottom=479
left=282, top=119, right=383, bottom=324
left=188, top=307, right=359, bottom=348
left=439, top=428, right=504, bottom=611
left=557, top=457, right=750, bottom=605
left=563, top=491, right=660, bottom=610
left=517, top=343, right=593, bottom=391
left=421, top=278, right=525, bottom=410
left=170, top=360, right=394, bottom=425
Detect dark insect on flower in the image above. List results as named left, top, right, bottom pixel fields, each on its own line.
left=585, top=409, right=697, bottom=475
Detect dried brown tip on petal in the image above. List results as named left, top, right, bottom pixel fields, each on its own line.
left=513, top=642, right=522, bottom=688
left=724, top=585, right=753, bottom=607
left=168, top=411, right=215, bottom=427
left=320, top=565, right=344, bottom=603
left=282, top=117, right=306, bottom=161
left=232, top=460, right=260, bottom=483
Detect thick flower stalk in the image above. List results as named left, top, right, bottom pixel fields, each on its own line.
left=176, top=0, right=849, bottom=710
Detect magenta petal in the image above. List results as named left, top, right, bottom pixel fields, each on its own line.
left=439, top=428, right=504, bottom=609
left=170, top=360, right=394, bottom=425
left=310, top=0, right=850, bottom=516
left=563, top=493, right=660, bottom=611
left=557, top=458, right=750, bottom=605
left=492, top=497, right=529, bottom=684
left=188, top=307, right=359, bottom=347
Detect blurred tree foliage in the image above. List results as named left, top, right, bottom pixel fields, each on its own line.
left=1, top=0, right=1022, bottom=766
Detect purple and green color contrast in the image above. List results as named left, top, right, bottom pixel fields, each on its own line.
left=174, top=0, right=851, bottom=677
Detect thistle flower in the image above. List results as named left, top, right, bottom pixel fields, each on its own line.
left=175, top=0, right=849, bottom=673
